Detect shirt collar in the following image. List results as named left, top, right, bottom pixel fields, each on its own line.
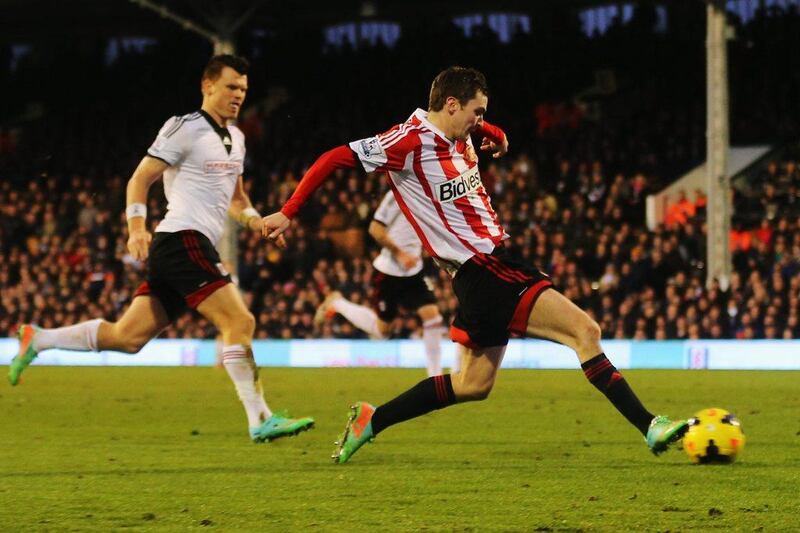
left=412, top=108, right=453, bottom=146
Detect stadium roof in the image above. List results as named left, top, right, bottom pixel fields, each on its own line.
left=1, top=0, right=610, bottom=40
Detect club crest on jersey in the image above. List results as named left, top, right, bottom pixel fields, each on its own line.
left=465, top=144, right=478, bottom=164
left=434, top=167, right=482, bottom=203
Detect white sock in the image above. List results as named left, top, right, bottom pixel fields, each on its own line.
left=222, top=345, right=272, bottom=427
left=33, top=319, right=103, bottom=352
left=332, top=298, right=384, bottom=339
left=451, top=343, right=464, bottom=374
left=422, top=317, right=443, bottom=376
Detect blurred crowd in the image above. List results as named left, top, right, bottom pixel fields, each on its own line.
left=2, top=150, right=800, bottom=341
left=2, top=3, right=800, bottom=341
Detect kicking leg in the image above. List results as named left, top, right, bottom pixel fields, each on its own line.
left=526, top=289, right=686, bottom=453
left=325, top=292, right=387, bottom=339
left=9, top=296, right=168, bottom=385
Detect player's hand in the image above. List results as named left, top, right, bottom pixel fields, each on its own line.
left=262, top=212, right=291, bottom=241
left=127, top=229, right=151, bottom=261
left=480, top=135, right=509, bottom=159
left=395, top=250, right=420, bottom=270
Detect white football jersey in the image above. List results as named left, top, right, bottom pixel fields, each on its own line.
left=147, top=110, right=245, bottom=245
left=372, top=191, right=423, bottom=277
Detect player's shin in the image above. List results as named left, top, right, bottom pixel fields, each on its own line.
left=222, top=345, right=272, bottom=427
left=370, top=374, right=456, bottom=435
left=581, top=353, right=654, bottom=435
left=33, top=319, right=103, bottom=352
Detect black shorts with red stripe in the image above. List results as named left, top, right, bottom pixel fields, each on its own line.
left=450, top=245, right=552, bottom=348
left=133, top=230, right=231, bottom=322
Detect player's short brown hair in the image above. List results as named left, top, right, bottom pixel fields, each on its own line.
left=428, top=66, right=489, bottom=111
left=202, top=54, right=249, bottom=81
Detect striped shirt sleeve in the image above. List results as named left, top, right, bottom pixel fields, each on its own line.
left=349, top=124, right=420, bottom=173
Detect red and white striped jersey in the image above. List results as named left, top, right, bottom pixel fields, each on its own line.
left=349, top=108, right=508, bottom=274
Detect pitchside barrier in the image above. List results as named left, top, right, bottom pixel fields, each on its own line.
left=0, top=339, right=799, bottom=370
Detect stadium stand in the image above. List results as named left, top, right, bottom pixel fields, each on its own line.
left=2, top=4, right=800, bottom=341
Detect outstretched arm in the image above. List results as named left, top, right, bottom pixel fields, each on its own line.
left=262, top=145, right=357, bottom=240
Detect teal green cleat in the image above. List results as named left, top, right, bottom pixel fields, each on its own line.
left=249, top=412, right=315, bottom=443
left=332, top=402, right=375, bottom=464
left=646, top=415, right=689, bottom=455
left=8, top=324, right=39, bottom=386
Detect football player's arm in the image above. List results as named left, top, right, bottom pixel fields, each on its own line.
left=125, top=156, right=168, bottom=261
left=368, top=220, right=419, bottom=270
left=261, top=145, right=357, bottom=240
left=475, top=120, right=509, bottom=159
left=229, top=176, right=262, bottom=231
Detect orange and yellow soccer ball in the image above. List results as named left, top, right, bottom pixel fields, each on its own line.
left=683, top=408, right=745, bottom=464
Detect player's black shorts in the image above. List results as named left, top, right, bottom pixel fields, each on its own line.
left=133, top=230, right=232, bottom=321
left=451, top=245, right=553, bottom=348
left=369, top=270, right=437, bottom=322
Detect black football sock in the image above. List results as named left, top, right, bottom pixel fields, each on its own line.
left=581, top=353, right=654, bottom=435
left=371, top=375, right=456, bottom=435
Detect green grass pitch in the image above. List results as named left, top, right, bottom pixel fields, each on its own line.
left=1, top=367, right=799, bottom=531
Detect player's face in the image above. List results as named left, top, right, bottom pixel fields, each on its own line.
left=204, top=66, right=248, bottom=121
left=453, top=91, right=488, bottom=141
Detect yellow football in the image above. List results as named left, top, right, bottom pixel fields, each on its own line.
left=683, top=408, right=745, bottom=464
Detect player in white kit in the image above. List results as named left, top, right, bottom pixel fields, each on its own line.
left=316, top=191, right=452, bottom=376
left=10, top=55, right=314, bottom=443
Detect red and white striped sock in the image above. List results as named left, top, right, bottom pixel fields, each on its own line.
left=222, top=344, right=272, bottom=427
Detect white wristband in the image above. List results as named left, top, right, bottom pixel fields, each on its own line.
left=126, top=203, right=147, bottom=220
left=239, top=207, right=260, bottom=225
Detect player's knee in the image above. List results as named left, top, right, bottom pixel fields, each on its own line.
left=242, top=311, right=256, bottom=336
left=220, top=310, right=255, bottom=339
left=574, top=317, right=602, bottom=352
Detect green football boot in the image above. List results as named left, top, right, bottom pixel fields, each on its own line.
left=8, top=324, right=40, bottom=386
left=646, top=415, right=689, bottom=455
left=250, top=412, right=315, bottom=443
left=332, top=402, right=375, bottom=464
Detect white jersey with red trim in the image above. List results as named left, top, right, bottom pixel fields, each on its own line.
left=147, top=111, right=245, bottom=245
left=372, top=191, right=423, bottom=277
left=349, top=108, right=507, bottom=274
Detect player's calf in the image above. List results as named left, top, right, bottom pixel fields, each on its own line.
left=452, top=375, right=494, bottom=401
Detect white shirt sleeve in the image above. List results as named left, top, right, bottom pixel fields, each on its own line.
left=147, top=116, right=192, bottom=166
left=373, top=191, right=400, bottom=226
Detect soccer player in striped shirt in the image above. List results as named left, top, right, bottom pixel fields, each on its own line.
left=9, top=55, right=314, bottom=443
left=262, top=66, right=688, bottom=463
